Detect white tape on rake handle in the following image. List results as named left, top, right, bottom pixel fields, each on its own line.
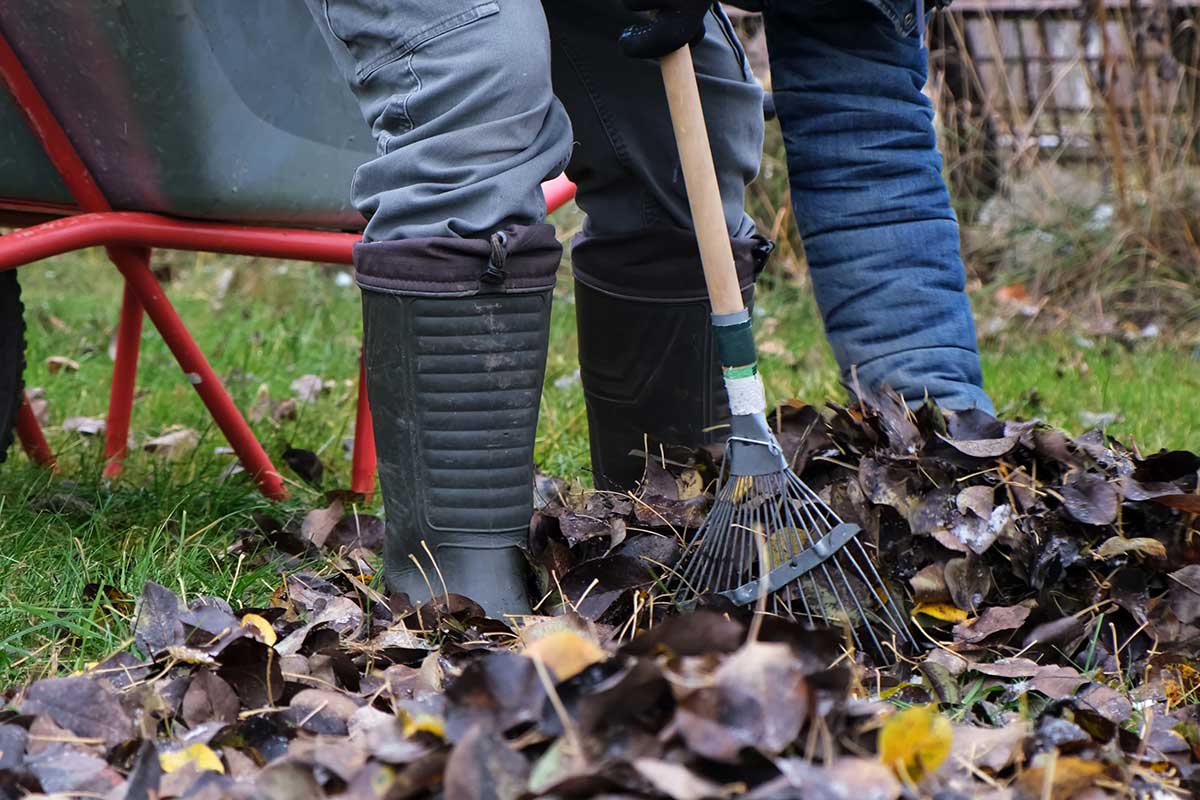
left=724, top=369, right=767, bottom=417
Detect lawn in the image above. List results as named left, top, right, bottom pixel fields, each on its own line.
left=0, top=204, right=1197, bottom=682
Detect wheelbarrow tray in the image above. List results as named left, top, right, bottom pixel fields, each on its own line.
left=0, top=0, right=373, bottom=229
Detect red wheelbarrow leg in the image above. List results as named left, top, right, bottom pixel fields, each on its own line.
left=103, top=253, right=147, bottom=479
left=15, top=392, right=55, bottom=468
left=350, top=355, right=375, bottom=498
left=106, top=247, right=287, bottom=500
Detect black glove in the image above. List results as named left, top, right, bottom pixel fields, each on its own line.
left=619, top=0, right=713, bottom=59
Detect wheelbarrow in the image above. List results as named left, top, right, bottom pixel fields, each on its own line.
left=0, top=1, right=576, bottom=499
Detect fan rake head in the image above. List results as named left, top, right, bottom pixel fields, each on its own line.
left=670, top=423, right=916, bottom=663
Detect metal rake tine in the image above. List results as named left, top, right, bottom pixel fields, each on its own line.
left=815, top=559, right=865, bottom=655
left=829, top=550, right=887, bottom=658
left=847, top=533, right=917, bottom=648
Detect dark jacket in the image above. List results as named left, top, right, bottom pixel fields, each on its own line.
left=869, top=0, right=951, bottom=35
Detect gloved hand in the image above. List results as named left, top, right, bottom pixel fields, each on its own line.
left=618, top=0, right=713, bottom=59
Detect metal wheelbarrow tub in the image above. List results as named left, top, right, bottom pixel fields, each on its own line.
left=0, top=0, right=373, bottom=228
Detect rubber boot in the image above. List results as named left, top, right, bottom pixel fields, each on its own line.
left=572, top=227, right=771, bottom=492
left=355, top=225, right=561, bottom=618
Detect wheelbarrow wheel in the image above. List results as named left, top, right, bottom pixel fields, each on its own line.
left=0, top=270, right=26, bottom=464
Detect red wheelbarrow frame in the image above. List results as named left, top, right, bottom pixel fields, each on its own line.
left=0, top=30, right=577, bottom=501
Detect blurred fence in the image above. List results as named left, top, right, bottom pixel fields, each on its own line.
left=931, top=0, right=1200, bottom=208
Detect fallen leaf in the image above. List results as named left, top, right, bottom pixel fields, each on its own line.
left=20, top=676, right=133, bottom=747
left=290, top=374, right=326, bottom=403
left=242, top=613, right=278, bottom=647
left=1168, top=565, right=1200, bottom=623
left=143, top=428, right=199, bottom=459
left=522, top=629, right=607, bottom=681
left=1060, top=473, right=1119, bottom=526
left=159, top=743, right=225, bottom=775
left=300, top=500, right=344, bottom=549
left=633, top=758, right=724, bottom=800
left=282, top=448, right=324, bottom=486
left=953, top=603, right=1032, bottom=644
left=46, top=355, right=80, bottom=373
left=1017, top=755, right=1105, bottom=800
left=63, top=416, right=106, bottom=436
left=1094, top=536, right=1167, bottom=561
left=912, top=602, right=969, bottom=623
left=877, top=704, right=953, bottom=783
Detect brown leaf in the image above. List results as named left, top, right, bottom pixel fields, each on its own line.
left=953, top=603, right=1032, bottom=644
left=63, top=415, right=106, bottom=436
left=300, top=500, right=344, bottom=549
left=182, top=671, right=241, bottom=727
left=20, top=676, right=133, bottom=747
left=946, top=721, right=1029, bottom=774
left=143, top=427, right=199, bottom=459
left=633, top=758, right=724, bottom=800
left=45, top=355, right=80, bottom=373
left=909, top=563, right=952, bottom=604
left=1076, top=683, right=1132, bottom=724
left=969, top=657, right=1040, bottom=678
left=282, top=448, right=324, bottom=486
left=1016, top=755, right=1106, bottom=800
left=1060, top=473, right=1119, bottom=526
left=1030, top=665, right=1089, bottom=700
left=285, top=689, right=364, bottom=736
left=1168, top=564, right=1200, bottom=623
left=938, top=432, right=1019, bottom=459
left=943, top=557, right=992, bottom=613
left=673, top=642, right=810, bottom=762
left=290, top=374, right=327, bottom=403
left=442, top=725, right=531, bottom=800
left=133, top=581, right=185, bottom=654
left=774, top=757, right=901, bottom=800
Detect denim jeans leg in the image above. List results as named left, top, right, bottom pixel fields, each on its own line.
left=765, top=3, right=993, bottom=413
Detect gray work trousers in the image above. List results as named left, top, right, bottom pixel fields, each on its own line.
left=304, top=0, right=764, bottom=242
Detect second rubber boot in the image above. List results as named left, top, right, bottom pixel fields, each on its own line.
left=572, top=227, right=771, bottom=492
left=355, top=225, right=561, bottom=618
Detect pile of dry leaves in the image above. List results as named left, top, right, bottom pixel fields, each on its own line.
left=2, top=398, right=1198, bottom=799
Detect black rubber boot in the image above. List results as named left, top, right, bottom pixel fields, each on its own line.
left=355, top=225, right=561, bottom=618
left=572, top=227, right=771, bottom=492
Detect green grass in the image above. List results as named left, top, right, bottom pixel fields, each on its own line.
left=1, top=206, right=1197, bottom=683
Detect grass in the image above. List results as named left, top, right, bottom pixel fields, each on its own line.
left=1, top=203, right=1197, bottom=684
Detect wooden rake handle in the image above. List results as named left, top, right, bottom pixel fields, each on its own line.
left=659, top=46, right=745, bottom=317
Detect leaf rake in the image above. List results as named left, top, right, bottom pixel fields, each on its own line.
left=657, top=46, right=915, bottom=662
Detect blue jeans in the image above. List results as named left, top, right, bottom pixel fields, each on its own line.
left=765, top=2, right=992, bottom=413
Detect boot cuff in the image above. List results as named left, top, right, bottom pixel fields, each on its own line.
left=354, top=224, right=562, bottom=296
left=570, top=226, right=772, bottom=302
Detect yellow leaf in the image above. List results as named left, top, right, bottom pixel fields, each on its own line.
left=159, top=743, right=225, bottom=775
left=523, top=628, right=607, bottom=681
left=878, top=704, right=953, bottom=783
left=911, top=602, right=969, bottom=623
left=1094, top=536, right=1167, bottom=561
left=676, top=469, right=704, bottom=501
left=241, top=613, right=278, bottom=646
left=398, top=708, right=446, bottom=739
left=1017, top=755, right=1105, bottom=800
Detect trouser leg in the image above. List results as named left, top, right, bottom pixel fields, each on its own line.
left=764, top=2, right=993, bottom=413
left=304, top=0, right=573, bottom=241
left=306, top=0, right=568, bottom=614
left=545, top=2, right=768, bottom=489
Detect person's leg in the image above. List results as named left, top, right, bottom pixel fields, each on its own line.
left=305, top=0, right=568, bottom=616
left=305, top=0, right=573, bottom=241
left=544, top=3, right=770, bottom=489
left=764, top=2, right=994, bottom=413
